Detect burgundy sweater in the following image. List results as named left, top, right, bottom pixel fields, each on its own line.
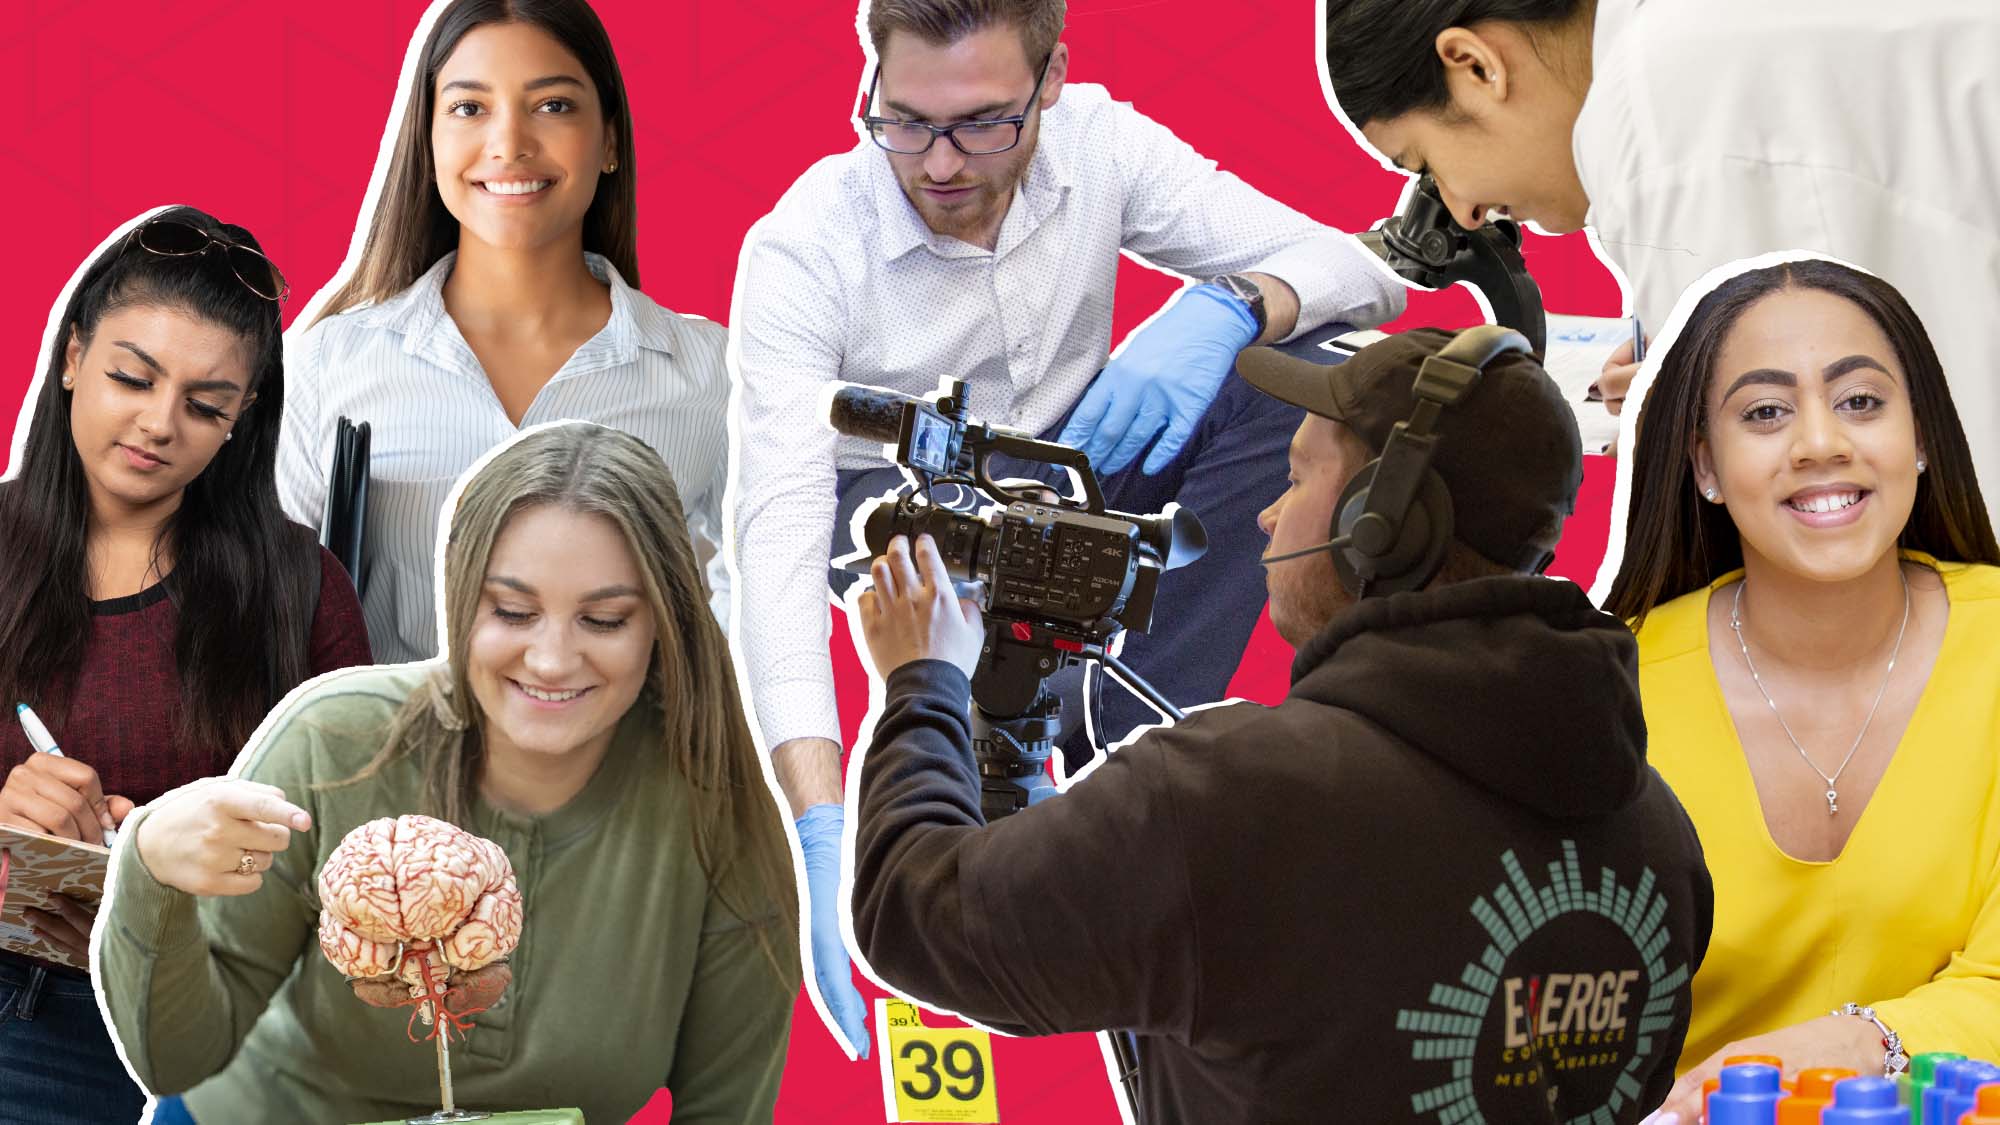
left=0, top=546, right=373, bottom=807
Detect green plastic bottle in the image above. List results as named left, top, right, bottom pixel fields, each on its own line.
left=1902, top=1051, right=1966, bottom=1122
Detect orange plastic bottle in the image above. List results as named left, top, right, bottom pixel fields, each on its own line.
left=1958, top=1083, right=2000, bottom=1125
left=1777, top=1068, right=1859, bottom=1125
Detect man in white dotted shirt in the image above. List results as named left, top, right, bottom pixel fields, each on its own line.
left=731, top=0, right=1405, bottom=1056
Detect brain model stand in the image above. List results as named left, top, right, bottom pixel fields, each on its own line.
left=319, top=815, right=524, bottom=1125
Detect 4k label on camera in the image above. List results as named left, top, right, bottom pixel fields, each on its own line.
left=877, top=998, right=1000, bottom=1122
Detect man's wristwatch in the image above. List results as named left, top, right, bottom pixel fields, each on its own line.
left=1208, top=273, right=1267, bottom=339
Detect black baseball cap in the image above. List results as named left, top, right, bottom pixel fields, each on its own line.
left=1235, top=327, right=1583, bottom=573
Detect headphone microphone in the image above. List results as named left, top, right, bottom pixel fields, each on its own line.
left=1258, top=535, right=1350, bottom=566
left=1259, top=325, right=1533, bottom=598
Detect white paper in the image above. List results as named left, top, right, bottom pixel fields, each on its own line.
left=1543, top=314, right=1633, bottom=455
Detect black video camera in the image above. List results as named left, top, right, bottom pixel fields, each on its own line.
left=830, top=380, right=1204, bottom=664
left=829, top=378, right=1204, bottom=812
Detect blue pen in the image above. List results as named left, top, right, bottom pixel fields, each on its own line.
left=14, top=703, right=117, bottom=848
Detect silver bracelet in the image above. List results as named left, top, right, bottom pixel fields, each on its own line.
left=1830, top=1002, right=1909, bottom=1077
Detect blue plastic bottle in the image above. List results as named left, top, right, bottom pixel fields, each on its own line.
left=1712, top=1064, right=1788, bottom=1125
left=1941, top=1063, right=2000, bottom=1125
left=1824, top=1076, right=1911, bottom=1124
left=1927, top=1061, right=1979, bottom=1125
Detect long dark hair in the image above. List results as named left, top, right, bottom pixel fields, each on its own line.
left=342, top=424, right=798, bottom=978
left=0, top=205, right=322, bottom=762
left=312, top=0, right=638, bottom=323
left=1604, top=258, right=2000, bottom=627
left=1324, top=0, right=1591, bottom=127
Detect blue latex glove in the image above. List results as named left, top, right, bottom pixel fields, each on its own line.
left=1058, top=283, right=1260, bottom=475
left=797, top=802, right=869, bottom=1058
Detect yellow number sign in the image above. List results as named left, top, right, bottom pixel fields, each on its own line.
left=877, top=998, right=1000, bottom=1122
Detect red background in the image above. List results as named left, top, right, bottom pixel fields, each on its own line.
left=0, top=1, right=1623, bottom=1120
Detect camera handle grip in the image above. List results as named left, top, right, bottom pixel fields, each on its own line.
left=973, top=433, right=1107, bottom=514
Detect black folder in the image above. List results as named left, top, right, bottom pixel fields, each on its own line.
left=321, top=416, right=371, bottom=598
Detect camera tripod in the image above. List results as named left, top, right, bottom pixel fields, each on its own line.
left=968, top=618, right=1186, bottom=1122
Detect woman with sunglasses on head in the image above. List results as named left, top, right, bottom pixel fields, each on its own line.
left=0, top=206, right=372, bottom=1125
left=1601, top=256, right=2000, bottom=1122
left=280, top=0, right=731, bottom=667
left=101, top=423, right=798, bottom=1125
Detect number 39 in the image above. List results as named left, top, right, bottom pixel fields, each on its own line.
left=900, top=1039, right=986, bottom=1101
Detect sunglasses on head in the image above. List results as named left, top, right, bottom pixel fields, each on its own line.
left=125, top=218, right=291, bottom=304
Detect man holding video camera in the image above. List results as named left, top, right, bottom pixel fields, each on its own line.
left=849, top=327, right=1713, bottom=1123
left=732, top=0, right=1403, bottom=1054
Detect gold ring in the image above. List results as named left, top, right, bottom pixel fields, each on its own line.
left=236, top=851, right=258, bottom=877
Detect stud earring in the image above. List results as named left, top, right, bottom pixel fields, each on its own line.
left=60, top=376, right=73, bottom=389
left=604, top=160, right=618, bottom=173
left=1703, top=487, right=1719, bottom=502
left=224, top=430, right=233, bottom=442
left=1917, top=459, right=1927, bottom=473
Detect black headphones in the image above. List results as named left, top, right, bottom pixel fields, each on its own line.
left=1261, top=325, right=1532, bottom=597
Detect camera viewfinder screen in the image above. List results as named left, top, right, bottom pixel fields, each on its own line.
left=904, top=406, right=955, bottom=475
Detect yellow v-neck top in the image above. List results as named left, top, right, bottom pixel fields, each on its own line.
left=1633, top=553, right=2000, bottom=1067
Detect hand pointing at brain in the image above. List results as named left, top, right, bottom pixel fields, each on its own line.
left=135, top=779, right=314, bottom=897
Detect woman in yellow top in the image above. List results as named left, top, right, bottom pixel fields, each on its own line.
left=1602, top=255, right=2000, bottom=1121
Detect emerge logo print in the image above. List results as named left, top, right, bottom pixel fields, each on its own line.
left=1394, top=841, right=1689, bottom=1122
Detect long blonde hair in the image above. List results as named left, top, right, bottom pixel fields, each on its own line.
left=346, top=423, right=796, bottom=968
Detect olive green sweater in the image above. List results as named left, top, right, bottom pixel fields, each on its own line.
left=101, top=666, right=798, bottom=1124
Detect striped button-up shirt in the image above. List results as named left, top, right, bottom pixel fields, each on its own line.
left=278, top=252, right=731, bottom=664
left=732, top=83, right=1406, bottom=753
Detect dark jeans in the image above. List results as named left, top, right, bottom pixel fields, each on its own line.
left=0, top=959, right=146, bottom=1125
left=834, top=371, right=1302, bottom=776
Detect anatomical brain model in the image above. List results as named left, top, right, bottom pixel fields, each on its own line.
left=319, top=814, right=523, bottom=995
left=318, top=815, right=524, bottom=1122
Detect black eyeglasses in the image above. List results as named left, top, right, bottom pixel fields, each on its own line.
left=125, top=218, right=291, bottom=304
left=860, top=55, right=1053, bottom=156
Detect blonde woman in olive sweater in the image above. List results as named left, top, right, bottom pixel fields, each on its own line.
left=100, top=424, right=798, bottom=1124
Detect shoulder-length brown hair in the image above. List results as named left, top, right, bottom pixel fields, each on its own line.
left=346, top=423, right=795, bottom=960
left=1604, top=258, right=1999, bottom=627
left=313, top=0, right=639, bottom=322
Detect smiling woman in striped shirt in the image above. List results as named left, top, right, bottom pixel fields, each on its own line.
left=279, top=0, right=731, bottom=665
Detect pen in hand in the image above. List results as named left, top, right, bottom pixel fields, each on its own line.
left=14, top=703, right=118, bottom=848
left=1584, top=317, right=1646, bottom=405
